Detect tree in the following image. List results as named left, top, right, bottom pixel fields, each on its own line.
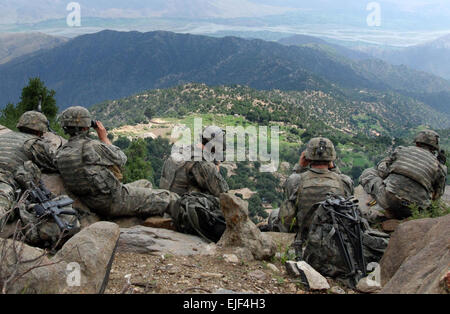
left=0, top=78, right=58, bottom=131
left=144, top=107, right=155, bottom=121
left=17, top=78, right=58, bottom=120
left=123, top=139, right=153, bottom=184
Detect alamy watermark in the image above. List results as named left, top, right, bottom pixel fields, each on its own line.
left=170, top=118, right=279, bottom=172
left=67, top=2, right=81, bottom=27
left=367, top=2, right=381, bottom=27
left=66, top=262, right=81, bottom=287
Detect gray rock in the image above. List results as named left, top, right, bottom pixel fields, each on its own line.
left=118, top=225, right=216, bottom=256
left=248, top=270, right=268, bottom=281
left=380, top=214, right=450, bottom=294
left=266, top=263, right=280, bottom=273
left=1, top=222, right=120, bottom=294
left=356, top=277, right=381, bottom=293
left=330, top=286, right=346, bottom=294
left=285, top=261, right=330, bottom=290
left=217, top=193, right=276, bottom=261
left=223, top=254, right=239, bottom=263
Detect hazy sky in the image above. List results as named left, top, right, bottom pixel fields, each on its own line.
left=1, top=0, right=449, bottom=46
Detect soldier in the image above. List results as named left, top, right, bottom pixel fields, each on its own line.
left=265, top=142, right=346, bottom=233
left=55, top=106, right=178, bottom=218
left=360, top=130, right=447, bottom=219
left=159, top=126, right=229, bottom=242
left=0, top=111, right=79, bottom=247
left=289, top=138, right=354, bottom=239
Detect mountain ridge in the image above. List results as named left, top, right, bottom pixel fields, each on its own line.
left=0, top=30, right=449, bottom=116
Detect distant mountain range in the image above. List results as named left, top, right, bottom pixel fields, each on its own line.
left=278, top=34, right=371, bottom=61
left=0, top=30, right=449, bottom=120
left=0, top=32, right=67, bottom=64
left=358, top=34, right=450, bottom=80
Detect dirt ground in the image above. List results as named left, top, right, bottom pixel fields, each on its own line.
left=105, top=252, right=354, bottom=295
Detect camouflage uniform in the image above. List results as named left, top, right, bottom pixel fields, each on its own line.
left=269, top=162, right=345, bottom=233
left=160, top=127, right=229, bottom=241
left=0, top=111, right=79, bottom=246
left=159, top=154, right=229, bottom=198
left=55, top=107, right=177, bottom=218
left=292, top=138, right=354, bottom=240
left=360, top=130, right=447, bottom=219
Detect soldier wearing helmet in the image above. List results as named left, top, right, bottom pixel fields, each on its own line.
left=262, top=137, right=353, bottom=235
left=360, top=130, right=447, bottom=219
left=159, top=125, right=229, bottom=242
left=0, top=111, right=79, bottom=247
left=261, top=137, right=344, bottom=233
left=55, top=106, right=178, bottom=219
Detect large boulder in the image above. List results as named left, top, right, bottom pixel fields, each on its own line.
left=380, top=214, right=450, bottom=294
left=118, top=225, right=217, bottom=256
left=1, top=222, right=120, bottom=294
left=217, top=193, right=276, bottom=261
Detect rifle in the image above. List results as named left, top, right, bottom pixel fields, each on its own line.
left=28, top=180, right=78, bottom=232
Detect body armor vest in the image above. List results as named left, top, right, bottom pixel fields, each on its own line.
left=389, top=146, right=439, bottom=193
left=56, top=137, right=119, bottom=196
left=160, top=157, right=195, bottom=195
left=297, top=170, right=347, bottom=214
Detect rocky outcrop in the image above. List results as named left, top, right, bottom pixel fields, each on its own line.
left=380, top=214, right=450, bottom=294
left=118, top=225, right=217, bottom=256
left=1, top=222, right=120, bottom=294
left=217, top=193, right=276, bottom=261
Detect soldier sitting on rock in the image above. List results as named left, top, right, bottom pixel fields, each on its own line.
left=160, top=126, right=230, bottom=242
left=0, top=111, right=80, bottom=248
left=263, top=138, right=350, bottom=233
left=55, top=106, right=179, bottom=219
left=360, top=130, right=447, bottom=219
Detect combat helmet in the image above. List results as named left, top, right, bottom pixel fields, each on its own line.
left=414, top=130, right=440, bottom=151
left=305, top=137, right=336, bottom=162
left=16, top=111, right=49, bottom=133
left=58, top=106, right=92, bottom=128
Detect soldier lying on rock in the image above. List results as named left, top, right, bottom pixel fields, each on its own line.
left=360, top=130, right=447, bottom=219
left=0, top=111, right=80, bottom=248
left=55, top=106, right=179, bottom=219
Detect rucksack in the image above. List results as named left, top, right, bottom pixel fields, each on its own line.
left=171, top=192, right=226, bottom=243
left=301, top=195, right=389, bottom=288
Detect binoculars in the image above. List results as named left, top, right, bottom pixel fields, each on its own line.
left=91, top=120, right=99, bottom=129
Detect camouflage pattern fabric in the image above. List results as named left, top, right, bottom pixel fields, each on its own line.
left=160, top=154, right=229, bottom=240
left=168, top=192, right=226, bottom=243
left=160, top=155, right=229, bottom=197
left=267, top=163, right=344, bottom=233
left=16, top=111, right=48, bottom=133
left=360, top=145, right=447, bottom=219
left=0, top=131, right=57, bottom=226
left=55, top=134, right=177, bottom=218
left=18, top=195, right=81, bottom=248
left=296, top=168, right=354, bottom=239
left=302, top=198, right=389, bottom=288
